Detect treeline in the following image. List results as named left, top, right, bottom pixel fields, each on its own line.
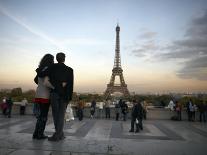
left=0, top=88, right=35, bottom=103
left=0, top=88, right=206, bottom=106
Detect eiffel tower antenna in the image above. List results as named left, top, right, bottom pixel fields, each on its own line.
left=104, top=24, right=130, bottom=98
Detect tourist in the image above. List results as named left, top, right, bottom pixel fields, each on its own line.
left=1, top=97, right=8, bottom=116
left=99, top=102, right=104, bottom=119
left=198, top=100, right=206, bottom=122
left=90, top=100, right=96, bottom=118
left=20, top=98, right=28, bottom=115
left=142, top=100, right=148, bottom=120
left=33, top=54, right=54, bottom=140
left=105, top=99, right=111, bottom=119
left=129, top=100, right=143, bottom=133
left=115, top=102, right=121, bottom=121
left=187, top=100, right=192, bottom=121
left=122, top=101, right=128, bottom=121
left=47, top=52, right=74, bottom=141
left=77, top=97, right=84, bottom=121
left=6, top=97, right=13, bottom=118
left=191, top=103, right=197, bottom=121
left=175, top=101, right=182, bottom=121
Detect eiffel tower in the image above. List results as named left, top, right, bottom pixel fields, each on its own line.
left=104, top=24, right=130, bottom=98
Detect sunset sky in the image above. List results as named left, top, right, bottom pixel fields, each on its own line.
left=0, top=0, right=207, bottom=93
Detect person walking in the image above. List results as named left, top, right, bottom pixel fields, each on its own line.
left=33, top=54, right=54, bottom=140
left=175, top=101, right=182, bottom=121
left=48, top=52, right=74, bottom=141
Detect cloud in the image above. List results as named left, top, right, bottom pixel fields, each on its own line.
left=130, top=30, right=160, bottom=59
left=139, top=31, right=157, bottom=39
left=130, top=10, right=207, bottom=81
left=176, top=56, right=207, bottom=80
left=159, top=10, right=207, bottom=80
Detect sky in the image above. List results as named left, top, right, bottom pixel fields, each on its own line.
left=0, top=0, right=207, bottom=94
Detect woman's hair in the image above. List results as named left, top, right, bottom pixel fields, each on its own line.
left=39, top=54, right=54, bottom=68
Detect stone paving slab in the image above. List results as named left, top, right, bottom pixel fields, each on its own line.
left=0, top=115, right=207, bottom=155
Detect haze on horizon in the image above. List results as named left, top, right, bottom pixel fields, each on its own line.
left=0, top=0, right=207, bottom=94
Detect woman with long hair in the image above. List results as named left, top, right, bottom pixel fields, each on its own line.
left=33, top=54, right=54, bottom=140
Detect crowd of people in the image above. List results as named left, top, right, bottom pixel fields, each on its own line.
left=169, top=99, right=207, bottom=122
left=0, top=97, right=28, bottom=117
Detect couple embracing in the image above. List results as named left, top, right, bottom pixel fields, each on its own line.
left=33, top=52, right=73, bottom=141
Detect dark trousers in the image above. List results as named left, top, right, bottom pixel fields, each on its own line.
left=105, top=108, right=110, bottom=119
left=200, top=112, right=206, bottom=122
left=33, top=103, right=50, bottom=137
left=177, top=111, right=182, bottom=121
left=130, top=117, right=139, bottom=131
left=187, top=111, right=191, bottom=121
left=116, top=113, right=119, bottom=121
left=131, top=117, right=143, bottom=131
left=78, top=109, right=83, bottom=121
left=20, top=106, right=26, bottom=115
left=123, top=113, right=127, bottom=121
left=7, top=105, right=12, bottom=117
left=50, top=92, right=67, bottom=137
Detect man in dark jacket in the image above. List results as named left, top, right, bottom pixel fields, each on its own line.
left=48, top=52, right=74, bottom=141
left=129, top=100, right=143, bottom=133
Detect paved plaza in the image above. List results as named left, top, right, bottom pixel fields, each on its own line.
left=0, top=115, right=207, bottom=155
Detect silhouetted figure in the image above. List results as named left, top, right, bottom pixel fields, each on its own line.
left=198, top=101, right=206, bottom=122
left=33, top=54, right=54, bottom=140
left=129, top=100, right=143, bottom=133
left=122, top=101, right=128, bottom=121
left=175, top=101, right=182, bottom=121
left=20, top=98, right=28, bottom=115
left=48, top=52, right=74, bottom=141
left=6, top=97, right=13, bottom=118
left=90, top=100, right=96, bottom=118
left=115, top=102, right=121, bottom=121
left=77, top=98, right=84, bottom=121
left=105, top=99, right=111, bottom=119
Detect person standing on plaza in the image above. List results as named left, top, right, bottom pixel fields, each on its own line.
left=33, top=54, right=54, bottom=140
left=6, top=97, right=13, bottom=118
left=129, top=100, right=143, bottom=133
left=175, top=101, right=182, bottom=121
left=105, top=98, right=111, bottom=119
left=20, top=98, right=28, bottom=115
left=90, top=100, right=96, bottom=118
left=1, top=97, right=8, bottom=116
left=99, top=101, right=104, bottom=119
left=77, top=97, right=84, bottom=121
left=115, top=101, right=121, bottom=121
left=187, top=99, right=192, bottom=121
left=197, top=100, right=206, bottom=122
left=48, top=52, right=74, bottom=141
left=122, top=101, right=128, bottom=121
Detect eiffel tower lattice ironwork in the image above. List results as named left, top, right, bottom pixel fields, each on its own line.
left=104, top=24, right=130, bottom=98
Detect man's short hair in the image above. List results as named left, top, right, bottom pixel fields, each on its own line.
left=56, top=52, right=65, bottom=63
